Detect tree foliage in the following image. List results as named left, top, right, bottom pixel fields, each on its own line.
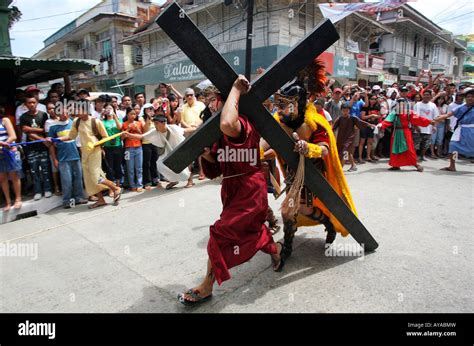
left=8, top=5, right=22, bottom=29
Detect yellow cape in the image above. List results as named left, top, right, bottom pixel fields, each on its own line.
left=274, top=104, right=358, bottom=237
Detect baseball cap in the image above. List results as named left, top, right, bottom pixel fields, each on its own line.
left=152, top=115, right=167, bottom=123
left=78, top=89, right=90, bottom=96
left=462, top=87, right=474, bottom=95
left=25, top=85, right=40, bottom=93
left=372, top=85, right=381, bottom=91
left=400, top=86, right=409, bottom=92
left=333, top=88, right=343, bottom=93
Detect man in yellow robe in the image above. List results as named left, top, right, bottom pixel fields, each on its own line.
left=269, top=77, right=357, bottom=259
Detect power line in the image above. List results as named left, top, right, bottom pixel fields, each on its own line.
left=17, top=3, right=109, bottom=22
left=13, top=27, right=62, bottom=33
left=436, top=11, right=474, bottom=24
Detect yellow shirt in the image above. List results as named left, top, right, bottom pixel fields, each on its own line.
left=181, top=100, right=206, bottom=127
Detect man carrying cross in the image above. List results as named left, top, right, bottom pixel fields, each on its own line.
left=177, top=75, right=285, bottom=305
left=158, top=2, right=378, bottom=305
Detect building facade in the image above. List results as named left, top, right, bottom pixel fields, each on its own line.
left=376, top=4, right=467, bottom=84
left=121, top=0, right=396, bottom=99
left=33, top=0, right=160, bottom=92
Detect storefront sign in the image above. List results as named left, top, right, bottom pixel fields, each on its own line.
left=371, top=56, right=384, bottom=70
left=334, top=56, right=356, bottom=79
left=134, top=45, right=284, bottom=85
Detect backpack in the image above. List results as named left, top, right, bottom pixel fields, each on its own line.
left=75, top=117, right=103, bottom=141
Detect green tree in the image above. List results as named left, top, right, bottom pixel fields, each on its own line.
left=8, top=5, right=21, bottom=29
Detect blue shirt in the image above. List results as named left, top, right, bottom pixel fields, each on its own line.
left=453, top=104, right=474, bottom=123
left=350, top=100, right=365, bottom=118
left=49, top=120, right=80, bottom=162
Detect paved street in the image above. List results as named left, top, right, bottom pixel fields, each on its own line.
left=0, top=157, right=472, bottom=313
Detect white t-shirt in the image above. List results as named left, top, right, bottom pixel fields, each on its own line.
left=414, top=101, right=439, bottom=134
left=44, top=118, right=60, bottom=133
left=91, top=109, right=103, bottom=120
left=447, top=102, right=464, bottom=131
left=323, top=109, right=332, bottom=122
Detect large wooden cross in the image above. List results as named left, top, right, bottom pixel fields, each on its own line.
left=156, top=2, right=378, bottom=252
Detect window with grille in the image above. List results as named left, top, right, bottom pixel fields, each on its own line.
left=299, top=11, right=305, bottom=30
left=432, top=44, right=440, bottom=64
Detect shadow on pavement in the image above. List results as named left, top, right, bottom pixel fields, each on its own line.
left=121, top=236, right=373, bottom=313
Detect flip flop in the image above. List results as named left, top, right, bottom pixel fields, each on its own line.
left=113, top=188, right=122, bottom=206
left=88, top=202, right=107, bottom=209
left=272, top=242, right=285, bottom=272
left=177, top=289, right=213, bottom=306
left=416, top=165, right=424, bottom=172
left=388, top=167, right=400, bottom=171
left=166, top=182, right=179, bottom=190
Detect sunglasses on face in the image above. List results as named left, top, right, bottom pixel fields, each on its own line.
left=185, top=94, right=194, bottom=97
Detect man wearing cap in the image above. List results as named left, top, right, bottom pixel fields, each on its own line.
left=435, top=88, right=474, bottom=172
left=372, top=84, right=382, bottom=96
left=123, top=109, right=190, bottom=189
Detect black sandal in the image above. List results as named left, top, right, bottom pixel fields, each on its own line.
left=272, top=241, right=285, bottom=272
left=177, top=289, right=213, bottom=306
left=113, top=188, right=122, bottom=206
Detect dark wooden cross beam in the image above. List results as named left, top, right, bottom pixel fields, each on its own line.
left=157, top=2, right=379, bottom=252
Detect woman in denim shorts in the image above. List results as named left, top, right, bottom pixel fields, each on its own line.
left=0, top=106, right=22, bottom=211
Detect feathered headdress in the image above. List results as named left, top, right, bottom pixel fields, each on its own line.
left=298, top=58, right=327, bottom=96
left=277, top=58, right=327, bottom=130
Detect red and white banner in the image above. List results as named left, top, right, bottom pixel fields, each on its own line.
left=319, top=0, right=412, bottom=23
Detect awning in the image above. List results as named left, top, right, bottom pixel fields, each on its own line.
left=0, top=56, right=99, bottom=87
left=357, top=67, right=383, bottom=76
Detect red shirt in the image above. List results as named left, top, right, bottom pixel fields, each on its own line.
left=122, top=120, right=143, bottom=148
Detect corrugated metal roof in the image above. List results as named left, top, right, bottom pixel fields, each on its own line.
left=0, top=56, right=99, bottom=86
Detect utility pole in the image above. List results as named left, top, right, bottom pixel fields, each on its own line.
left=244, top=0, right=254, bottom=81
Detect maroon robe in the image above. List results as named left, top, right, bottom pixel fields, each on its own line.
left=201, top=115, right=277, bottom=285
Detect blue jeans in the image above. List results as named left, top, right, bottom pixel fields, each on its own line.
left=125, top=147, right=143, bottom=188
left=26, top=150, right=52, bottom=195
left=58, top=160, right=84, bottom=206
left=431, top=122, right=445, bottom=146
